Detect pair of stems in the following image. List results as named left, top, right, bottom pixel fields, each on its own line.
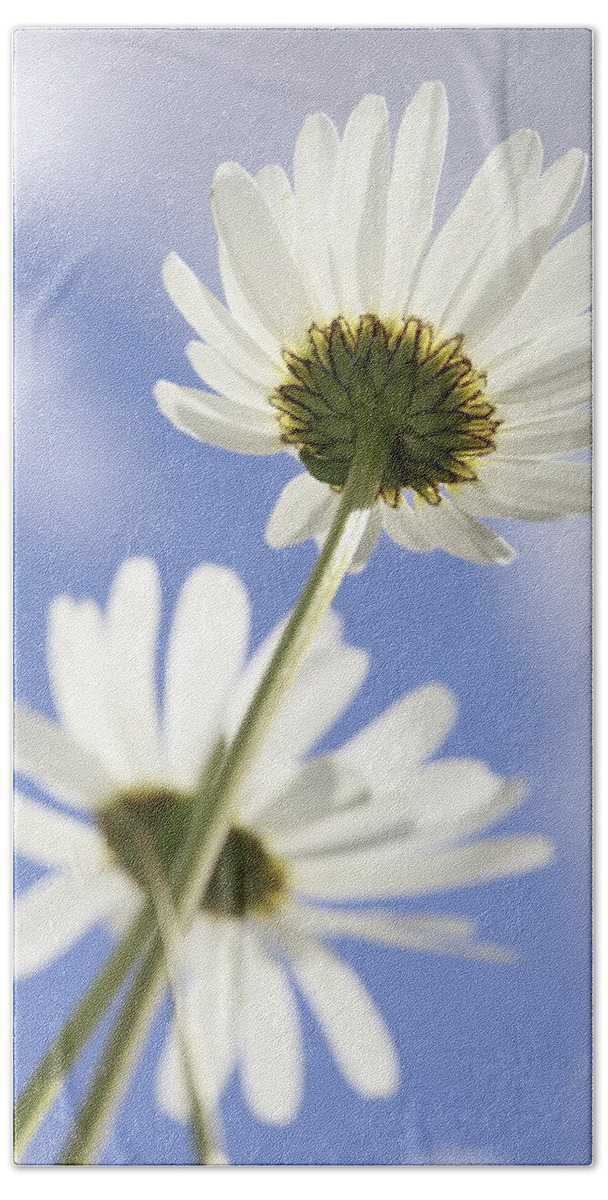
left=15, top=433, right=388, bottom=1165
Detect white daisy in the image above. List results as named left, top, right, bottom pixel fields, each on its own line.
left=156, top=83, right=591, bottom=569
left=14, top=558, right=552, bottom=1124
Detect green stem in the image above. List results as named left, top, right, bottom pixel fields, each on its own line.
left=13, top=905, right=154, bottom=1162
left=60, top=436, right=388, bottom=1165
left=119, top=812, right=223, bottom=1165
left=61, top=938, right=167, bottom=1165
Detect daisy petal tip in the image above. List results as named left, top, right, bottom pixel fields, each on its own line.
left=161, top=250, right=183, bottom=280
left=212, top=160, right=249, bottom=192
left=264, top=523, right=291, bottom=551
left=416, top=79, right=448, bottom=108
left=538, top=837, right=556, bottom=868
left=503, top=777, right=528, bottom=809
left=495, top=540, right=517, bottom=567
left=365, top=1055, right=400, bottom=1100
left=349, top=92, right=389, bottom=126
left=153, top=379, right=174, bottom=411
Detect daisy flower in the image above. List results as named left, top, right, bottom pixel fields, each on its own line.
left=15, top=558, right=552, bottom=1126
left=156, top=83, right=591, bottom=570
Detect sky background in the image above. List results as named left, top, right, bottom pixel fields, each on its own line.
left=13, top=27, right=592, bottom=1166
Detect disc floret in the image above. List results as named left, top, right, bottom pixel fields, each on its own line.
left=271, top=315, right=500, bottom=506
left=99, top=788, right=288, bottom=919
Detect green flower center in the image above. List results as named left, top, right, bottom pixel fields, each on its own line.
left=98, top=788, right=288, bottom=919
left=271, top=315, right=499, bottom=505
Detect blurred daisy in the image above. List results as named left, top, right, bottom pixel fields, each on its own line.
left=156, top=83, right=591, bottom=569
left=15, top=558, right=552, bottom=1125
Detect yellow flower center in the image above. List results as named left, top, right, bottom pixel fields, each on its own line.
left=99, top=787, right=288, bottom=919
left=271, top=314, right=499, bottom=505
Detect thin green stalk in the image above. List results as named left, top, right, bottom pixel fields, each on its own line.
left=118, top=812, right=224, bottom=1165
left=14, top=744, right=226, bottom=1163
left=59, top=433, right=389, bottom=1165
left=13, top=905, right=154, bottom=1162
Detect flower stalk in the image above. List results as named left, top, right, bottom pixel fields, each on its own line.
left=55, top=431, right=390, bottom=1164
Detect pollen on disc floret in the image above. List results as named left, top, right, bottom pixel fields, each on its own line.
left=270, top=314, right=500, bottom=506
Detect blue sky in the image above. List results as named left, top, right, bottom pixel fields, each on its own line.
left=14, top=28, right=592, bottom=1165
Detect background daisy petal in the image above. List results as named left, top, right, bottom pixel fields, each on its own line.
left=14, top=703, right=112, bottom=807
left=336, top=683, right=457, bottom=789
left=14, top=872, right=131, bottom=977
left=286, top=933, right=399, bottom=1098
left=293, top=835, right=554, bottom=899
left=14, top=792, right=106, bottom=872
left=47, top=596, right=135, bottom=779
left=164, top=564, right=250, bottom=788
left=239, top=931, right=302, bottom=1123
left=103, top=557, right=164, bottom=782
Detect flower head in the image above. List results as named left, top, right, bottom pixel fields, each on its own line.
left=15, top=559, right=552, bottom=1123
left=156, top=85, right=590, bottom=569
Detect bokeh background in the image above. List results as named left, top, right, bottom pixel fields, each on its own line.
left=13, top=27, right=592, bottom=1165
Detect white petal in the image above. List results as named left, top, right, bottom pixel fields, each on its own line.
left=499, top=407, right=591, bottom=457
left=14, top=792, right=106, bottom=872
left=228, top=610, right=367, bottom=821
left=498, top=379, right=591, bottom=424
left=253, top=635, right=368, bottom=775
left=489, top=314, right=591, bottom=398
left=254, top=756, right=370, bottom=836
left=218, top=239, right=283, bottom=359
left=331, top=95, right=391, bottom=313
left=14, top=703, right=112, bottom=808
left=14, top=870, right=131, bottom=977
left=155, top=380, right=281, bottom=455
left=293, top=111, right=341, bottom=319
left=294, top=834, right=554, bottom=899
left=265, top=472, right=339, bottom=550
left=279, top=766, right=522, bottom=860
left=412, top=499, right=515, bottom=565
left=464, top=458, right=592, bottom=519
left=412, top=129, right=543, bottom=325
left=212, top=162, right=314, bottom=344
left=104, top=884, right=144, bottom=938
left=336, top=684, right=457, bottom=791
left=348, top=507, right=383, bottom=572
left=288, top=905, right=511, bottom=963
left=225, top=607, right=348, bottom=742
left=156, top=917, right=237, bottom=1119
left=392, top=771, right=525, bottom=841
left=102, top=558, right=164, bottom=782
left=382, top=501, right=436, bottom=553
left=161, top=252, right=280, bottom=387
left=441, top=149, right=587, bottom=343
left=239, top=929, right=302, bottom=1123
left=256, top=165, right=295, bottom=249
left=381, top=82, right=448, bottom=315
left=164, top=565, right=250, bottom=789
left=285, top=930, right=398, bottom=1097
left=474, top=222, right=591, bottom=362
left=185, top=341, right=274, bottom=414
left=47, top=597, right=135, bottom=780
